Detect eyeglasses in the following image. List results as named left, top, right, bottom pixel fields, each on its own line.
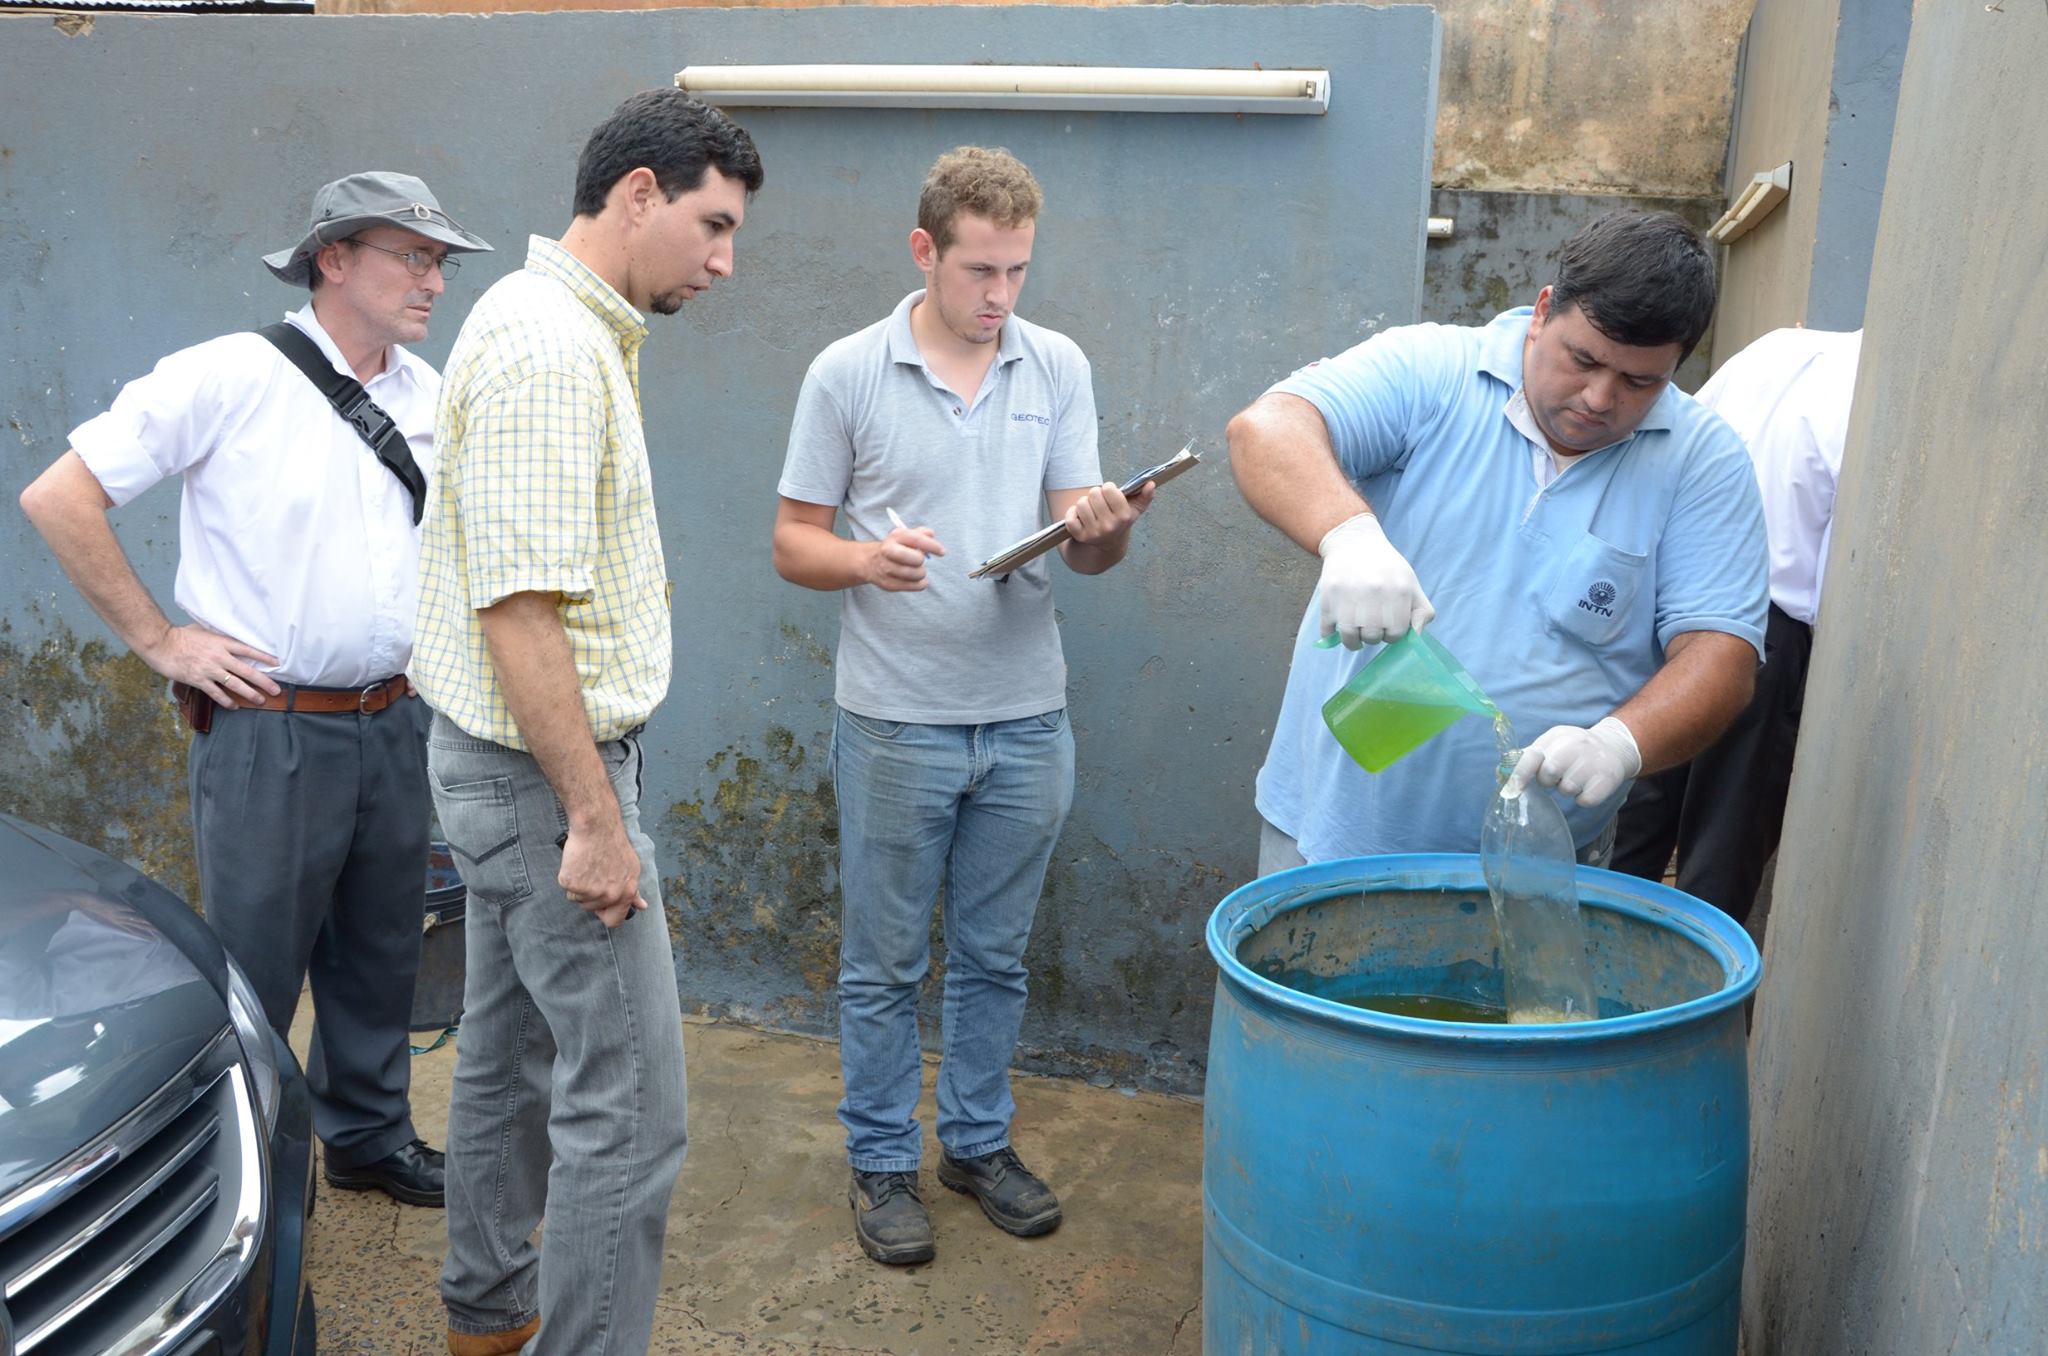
left=349, top=238, right=459, bottom=279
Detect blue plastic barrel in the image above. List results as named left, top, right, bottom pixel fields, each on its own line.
left=1203, top=854, right=1760, bottom=1355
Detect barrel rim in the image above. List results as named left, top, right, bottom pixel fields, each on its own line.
left=1207, top=852, right=1761, bottom=1043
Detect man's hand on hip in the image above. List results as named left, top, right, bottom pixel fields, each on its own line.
left=559, top=817, right=649, bottom=930
left=1316, top=512, right=1435, bottom=649
left=1509, top=717, right=1643, bottom=807
left=145, top=622, right=281, bottom=708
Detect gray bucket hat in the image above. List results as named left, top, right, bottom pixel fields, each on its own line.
left=263, top=171, right=493, bottom=287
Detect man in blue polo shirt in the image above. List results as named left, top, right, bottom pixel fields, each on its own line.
left=1230, top=210, right=1768, bottom=871
left=773, top=146, right=1153, bottom=1267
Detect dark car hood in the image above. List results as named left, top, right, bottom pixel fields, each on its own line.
left=0, top=817, right=230, bottom=1202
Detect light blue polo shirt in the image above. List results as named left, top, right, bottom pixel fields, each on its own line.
left=779, top=290, right=1101, bottom=724
left=1255, top=308, right=1769, bottom=860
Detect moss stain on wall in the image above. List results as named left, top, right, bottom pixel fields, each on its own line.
left=0, top=614, right=197, bottom=902
left=661, top=723, right=843, bottom=1023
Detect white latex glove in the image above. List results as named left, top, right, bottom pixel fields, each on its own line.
left=1316, top=512, right=1435, bottom=649
left=1508, top=717, right=1643, bottom=807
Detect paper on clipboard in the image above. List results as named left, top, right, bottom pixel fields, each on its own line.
left=969, top=443, right=1202, bottom=579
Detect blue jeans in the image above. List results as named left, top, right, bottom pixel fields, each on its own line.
left=427, top=714, right=687, bottom=1356
left=832, top=706, right=1075, bottom=1172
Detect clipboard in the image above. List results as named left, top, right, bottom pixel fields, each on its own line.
left=969, top=443, right=1203, bottom=579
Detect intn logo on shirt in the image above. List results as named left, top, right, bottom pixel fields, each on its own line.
left=1579, top=579, right=1620, bottom=618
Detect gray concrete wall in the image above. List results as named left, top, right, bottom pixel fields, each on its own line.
left=0, top=5, right=1440, bottom=1092
left=316, top=0, right=1764, bottom=368
left=1743, top=5, right=2048, bottom=1351
left=322, top=0, right=1757, bottom=201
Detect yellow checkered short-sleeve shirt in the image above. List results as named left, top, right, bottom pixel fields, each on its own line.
left=412, top=235, right=670, bottom=748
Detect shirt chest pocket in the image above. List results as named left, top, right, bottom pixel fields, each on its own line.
left=1543, top=533, right=1650, bottom=649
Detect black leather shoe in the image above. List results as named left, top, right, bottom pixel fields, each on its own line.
left=938, top=1147, right=1061, bottom=1237
left=324, top=1138, right=446, bottom=1208
left=850, top=1169, right=936, bottom=1266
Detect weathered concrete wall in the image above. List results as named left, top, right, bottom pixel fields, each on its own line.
left=1714, top=0, right=1907, bottom=354
left=1743, top=5, right=2048, bottom=1351
left=1429, top=0, right=1749, bottom=197
left=0, top=5, right=1439, bottom=1092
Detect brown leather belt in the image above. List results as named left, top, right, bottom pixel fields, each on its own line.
left=177, top=674, right=410, bottom=716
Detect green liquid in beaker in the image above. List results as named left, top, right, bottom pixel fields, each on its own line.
left=1319, top=696, right=1470, bottom=773
left=1320, top=630, right=1500, bottom=773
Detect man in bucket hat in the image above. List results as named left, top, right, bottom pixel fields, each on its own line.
left=20, top=170, right=492, bottom=1208
left=265, top=171, right=493, bottom=287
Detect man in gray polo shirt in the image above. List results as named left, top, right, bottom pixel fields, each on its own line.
left=773, top=146, right=1153, bottom=1266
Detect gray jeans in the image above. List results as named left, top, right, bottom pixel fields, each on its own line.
left=428, top=714, right=687, bottom=1355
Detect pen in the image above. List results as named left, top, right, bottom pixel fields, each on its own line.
left=887, top=506, right=940, bottom=560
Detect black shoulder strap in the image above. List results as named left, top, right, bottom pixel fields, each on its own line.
left=256, top=322, right=426, bottom=524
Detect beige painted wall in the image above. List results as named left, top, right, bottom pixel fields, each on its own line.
left=1713, top=0, right=1839, bottom=350
left=312, top=0, right=1754, bottom=199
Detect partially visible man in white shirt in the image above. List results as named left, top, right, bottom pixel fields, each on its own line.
left=1611, top=327, right=1862, bottom=926
left=18, top=172, right=492, bottom=1208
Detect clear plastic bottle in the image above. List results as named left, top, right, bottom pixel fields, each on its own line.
left=1480, top=757, right=1600, bottom=1023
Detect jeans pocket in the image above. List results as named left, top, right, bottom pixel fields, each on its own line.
left=842, top=710, right=908, bottom=741
left=432, top=775, right=533, bottom=905
left=1034, top=708, right=1068, bottom=732
left=604, top=738, right=643, bottom=825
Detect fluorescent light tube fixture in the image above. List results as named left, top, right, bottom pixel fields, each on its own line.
left=675, top=64, right=1331, bottom=115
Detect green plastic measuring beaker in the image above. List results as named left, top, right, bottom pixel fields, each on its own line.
left=1320, top=629, right=1497, bottom=773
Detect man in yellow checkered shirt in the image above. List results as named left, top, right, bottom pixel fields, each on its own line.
left=411, top=90, right=762, bottom=1356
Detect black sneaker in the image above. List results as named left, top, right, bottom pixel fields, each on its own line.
left=849, top=1169, right=936, bottom=1265
left=937, top=1147, right=1062, bottom=1237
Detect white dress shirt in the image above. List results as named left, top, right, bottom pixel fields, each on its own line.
left=1693, top=328, right=1862, bottom=627
left=70, top=304, right=439, bottom=687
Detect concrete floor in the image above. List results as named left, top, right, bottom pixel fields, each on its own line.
left=288, top=1014, right=1206, bottom=1355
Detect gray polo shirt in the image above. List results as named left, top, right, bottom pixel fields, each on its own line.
left=779, top=290, right=1101, bottom=724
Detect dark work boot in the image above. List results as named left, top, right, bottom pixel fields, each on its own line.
left=937, top=1146, right=1062, bottom=1237
left=849, top=1169, right=936, bottom=1266
left=324, top=1138, right=446, bottom=1208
